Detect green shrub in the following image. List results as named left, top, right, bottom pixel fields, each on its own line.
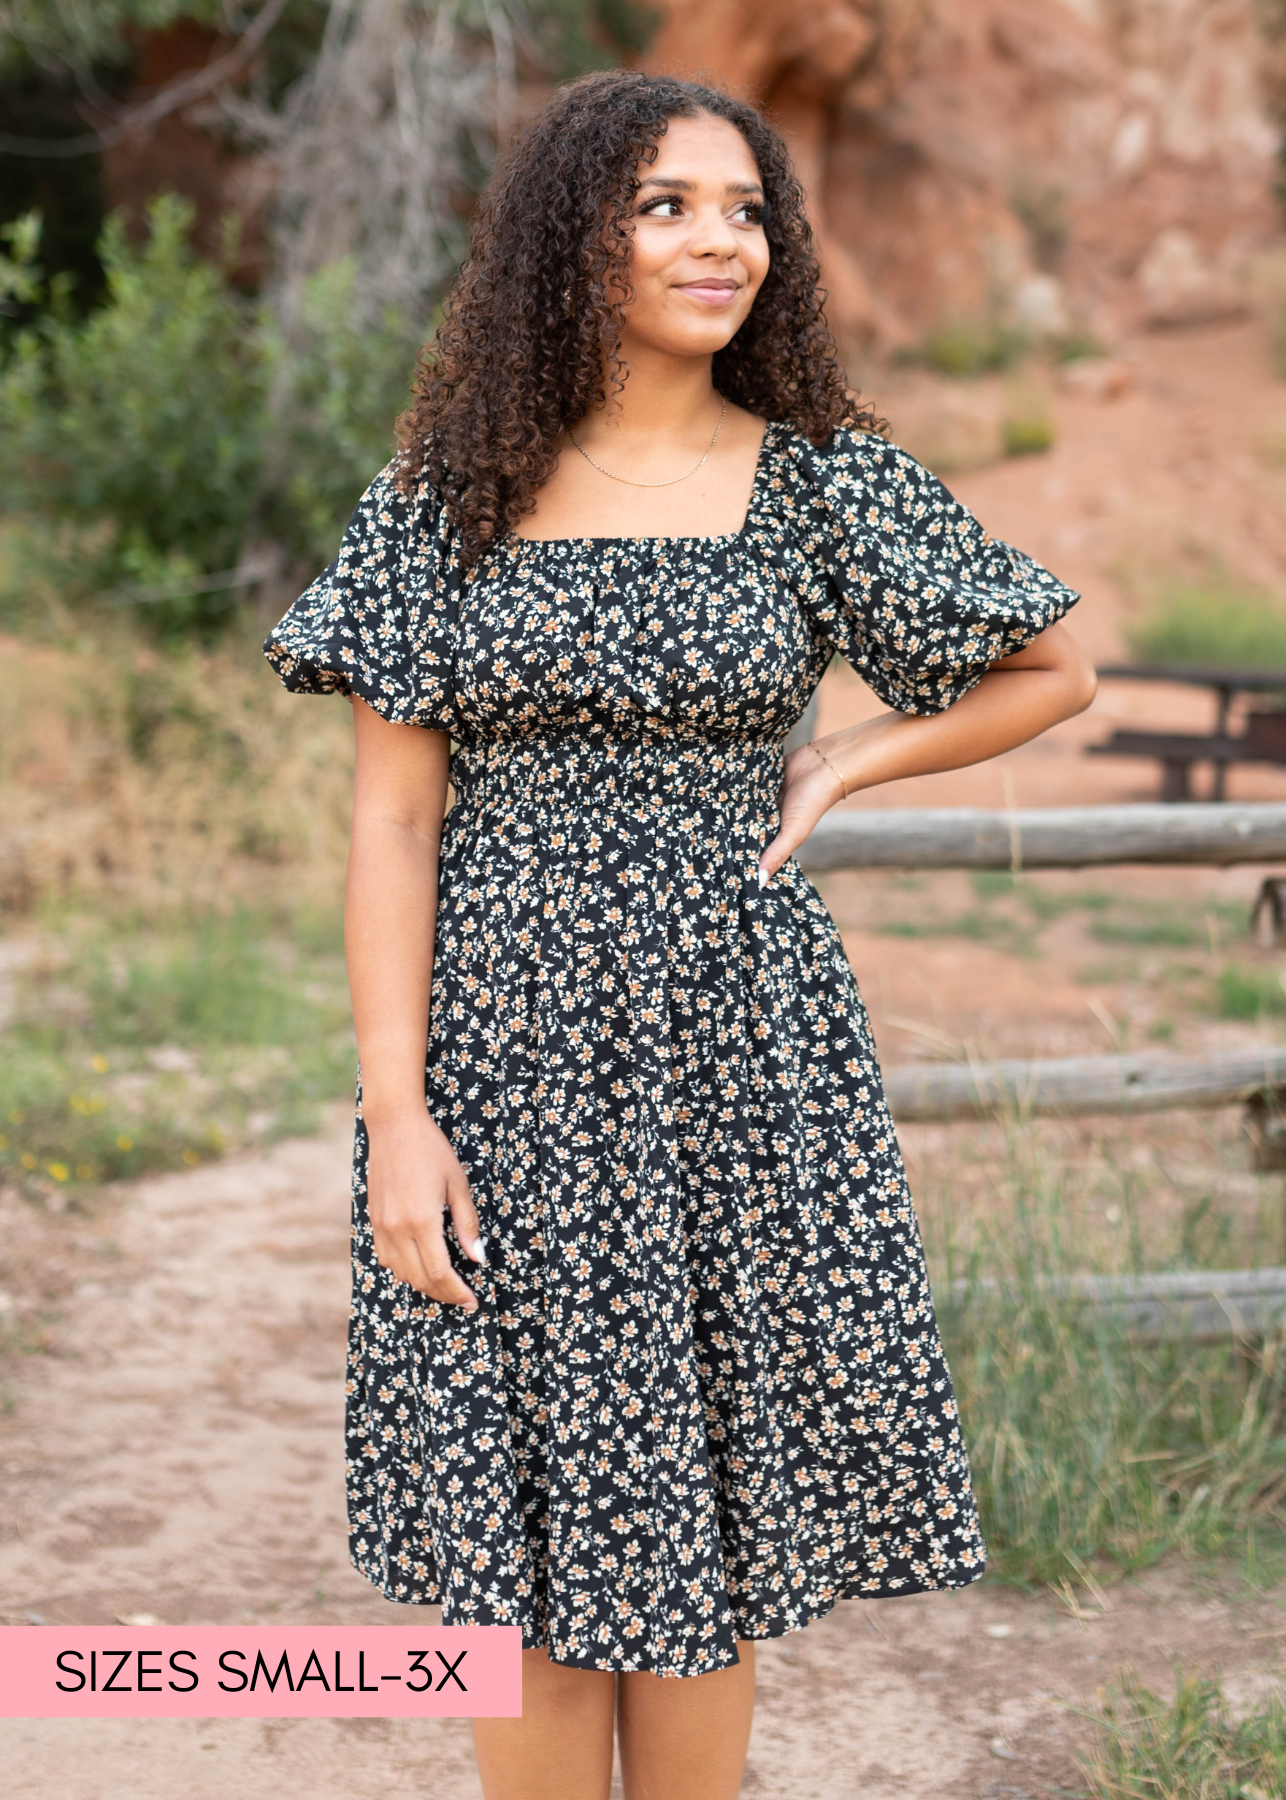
left=1125, top=579, right=1286, bottom=669
left=1083, top=1668, right=1286, bottom=1799
left=263, top=259, right=421, bottom=564
left=1217, top=962, right=1286, bottom=1019
left=1002, top=412, right=1054, bottom=456
left=0, top=201, right=428, bottom=633
left=919, top=316, right=1027, bottom=376
left=1051, top=330, right=1104, bottom=364
left=0, top=197, right=267, bottom=636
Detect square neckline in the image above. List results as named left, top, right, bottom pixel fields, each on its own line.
left=505, top=418, right=778, bottom=552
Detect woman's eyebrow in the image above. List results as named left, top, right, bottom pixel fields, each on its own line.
left=637, top=175, right=765, bottom=196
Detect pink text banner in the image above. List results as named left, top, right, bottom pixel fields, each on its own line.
left=0, top=1626, right=522, bottom=1719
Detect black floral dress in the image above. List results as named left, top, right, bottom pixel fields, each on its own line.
left=264, top=422, right=1078, bottom=1678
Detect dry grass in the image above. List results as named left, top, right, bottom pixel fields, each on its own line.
left=929, top=1129, right=1286, bottom=1587
left=0, top=613, right=353, bottom=916
left=1083, top=1668, right=1286, bottom=1798
left=0, top=612, right=359, bottom=1197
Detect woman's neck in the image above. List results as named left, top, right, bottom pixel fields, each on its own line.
left=573, top=344, right=720, bottom=450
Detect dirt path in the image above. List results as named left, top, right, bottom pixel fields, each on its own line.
left=2, top=1113, right=1283, bottom=1799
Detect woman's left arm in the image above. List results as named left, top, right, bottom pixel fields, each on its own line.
left=759, top=621, right=1097, bottom=885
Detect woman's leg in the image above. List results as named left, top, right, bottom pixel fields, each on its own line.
left=616, top=1641, right=756, bottom=1800
left=472, top=1648, right=616, bottom=1800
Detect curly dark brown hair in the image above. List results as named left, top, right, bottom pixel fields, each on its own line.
left=395, top=69, right=881, bottom=567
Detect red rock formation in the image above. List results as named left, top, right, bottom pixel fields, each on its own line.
left=90, top=1, right=1285, bottom=346
left=646, top=0, right=1283, bottom=348
left=99, top=20, right=274, bottom=282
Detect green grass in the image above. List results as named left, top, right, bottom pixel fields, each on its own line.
left=877, top=908, right=1034, bottom=951
left=0, top=908, right=353, bottom=1194
left=876, top=879, right=1232, bottom=957
left=1083, top=1668, right=1286, bottom=1798
left=977, top=874, right=1116, bottom=926
left=1092, top=914, right=1205, bottom=949
left=880, top=880, right=1248, bottom=965
left=1217, top=964, right=1286, bottom=1021
left=1125, top=580, right=1286, bottom=671
left=937, top=1162, right=1286, bottom=1587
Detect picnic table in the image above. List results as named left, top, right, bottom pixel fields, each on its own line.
left=1088, top=664, right=1286, bottom=800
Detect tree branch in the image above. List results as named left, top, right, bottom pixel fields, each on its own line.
left=0, top=0, right=292, bottom=158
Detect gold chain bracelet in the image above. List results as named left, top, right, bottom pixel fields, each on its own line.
left=808, top=739, right=850, bottom=801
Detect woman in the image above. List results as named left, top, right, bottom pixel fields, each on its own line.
left=265, top=69, right=1095, bottom=1800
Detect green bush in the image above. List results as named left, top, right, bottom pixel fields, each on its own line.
left=1217, top=962, right=1286, bottom=1020
left=0, top=200, right=426, bottom=633
left=1002, top=412, right=1055, bottom=456
left=0, top=197, right=267, bottom=635
left=919, top=315, right=1027, bottom=376
left=1051, top=330, right=1104, bottom=364
left=263, top=259, right=421, bottom=565
left=1126, top=579, right=1286, bottom=669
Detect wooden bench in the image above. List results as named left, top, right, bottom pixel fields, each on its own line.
left=1088, top=665, right=1286, bottom=800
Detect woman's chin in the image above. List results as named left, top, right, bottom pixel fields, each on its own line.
left=628, top=322, right=748, bottom=360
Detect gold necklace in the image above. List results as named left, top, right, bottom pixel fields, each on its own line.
left=567, top=397, right=727, bottom=488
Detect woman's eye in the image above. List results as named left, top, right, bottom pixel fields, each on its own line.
left=638, top=195, right=765, bottom=223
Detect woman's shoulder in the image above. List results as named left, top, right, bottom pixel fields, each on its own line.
left=345, top=457, right=448, bottom=542
left=770, top=419, right=921, bottom=486
left=762, top=421, right=934, bottom=531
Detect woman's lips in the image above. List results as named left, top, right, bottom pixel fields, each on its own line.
left=676, top=280, right=741, bottom=307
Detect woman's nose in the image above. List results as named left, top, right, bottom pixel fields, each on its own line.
left=686, top=206, right=740, bottom=258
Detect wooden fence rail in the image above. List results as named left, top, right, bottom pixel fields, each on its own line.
left=884, top=1048, right=1286, bottom=1123
left=795, top=802, right=1286, bottom=1341
left=888, top=1050, right=1286, bottom=1341
left=948, top=1267, right=1286, bottom=1345
left=796, top=801, right=1286, bottom=872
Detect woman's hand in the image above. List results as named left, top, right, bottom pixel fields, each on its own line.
left=757, top=740, right=850, bottom=887
left=346, top=701, right=483, bottom=1309
left=365, top=1110, right=486, bottom=1310
left=757, top=624, right=1097, bottom=886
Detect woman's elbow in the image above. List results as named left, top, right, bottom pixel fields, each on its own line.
left=1029, top=624, right=1097, bottom=720
left=1060, top=643, right=1098, bottom=719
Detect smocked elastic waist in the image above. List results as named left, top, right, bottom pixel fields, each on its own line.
left=450, top=731, right=783, bottom=818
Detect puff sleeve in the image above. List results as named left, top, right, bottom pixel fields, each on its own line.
left=794, top=430, right=1080, bottom=715
left=262, top=463, right=459, bottom=732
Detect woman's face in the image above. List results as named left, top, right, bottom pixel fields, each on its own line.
left=618, top=112, right=770, bottom=360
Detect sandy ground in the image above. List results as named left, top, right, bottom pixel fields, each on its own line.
left=2, top=1114, right=1284, bottom=1800
left=6, top=318, right=1286, bottom=1794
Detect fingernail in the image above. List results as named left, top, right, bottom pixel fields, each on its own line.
left=469, top=1236, right=488, bottom=1265
left=756, top=866, right=768, bottom=889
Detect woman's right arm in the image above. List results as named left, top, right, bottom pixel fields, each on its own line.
left=346, top=696, right=485, bottom=1310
